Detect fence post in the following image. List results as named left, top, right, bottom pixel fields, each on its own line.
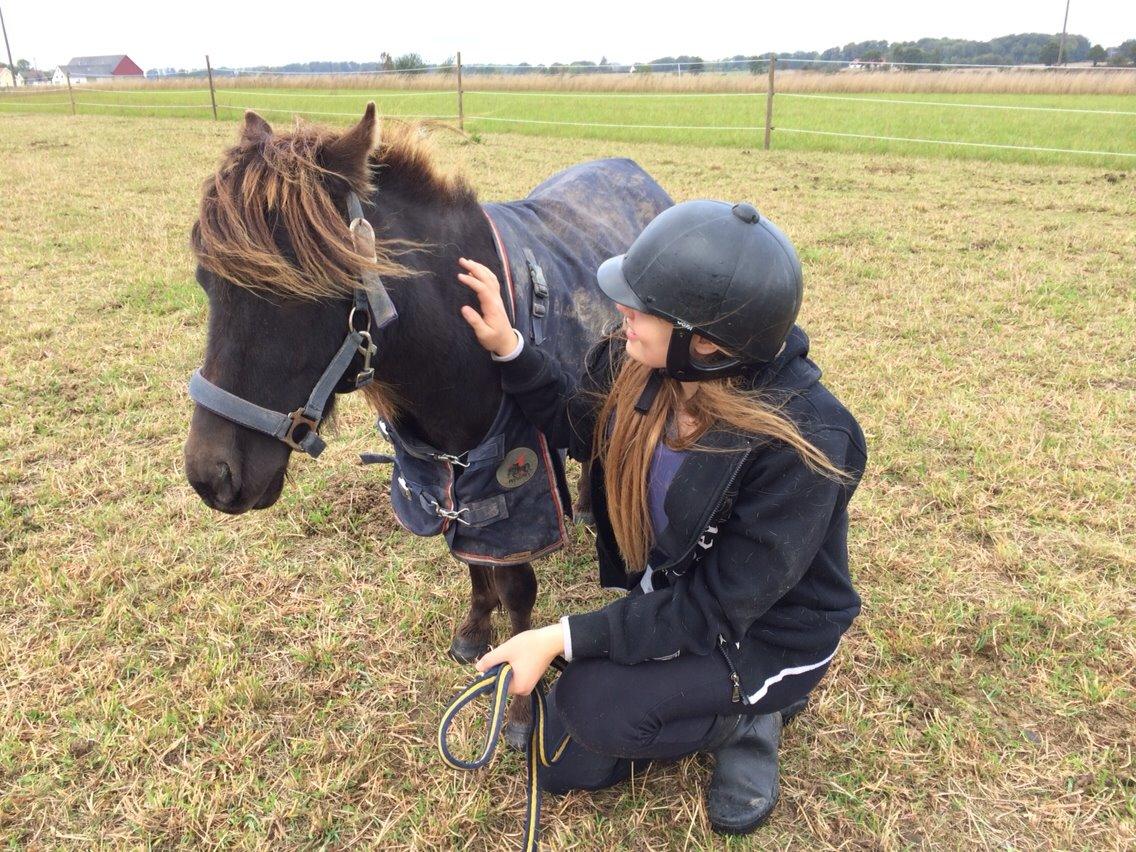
left=763, top=55, right=776, bottom=150
left=205, top=54, right=218, bottom=120
left=65, top=71, right=76, bottom=116
left=456, top=51, right=464, bottom=132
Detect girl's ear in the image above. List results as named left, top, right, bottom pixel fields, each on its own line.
left=691, top=334, right=723, bottom=358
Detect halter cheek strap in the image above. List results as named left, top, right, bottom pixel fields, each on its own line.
left=186, top=191, right=397, bottom=458
left=188, top=327, right=367, bottom=457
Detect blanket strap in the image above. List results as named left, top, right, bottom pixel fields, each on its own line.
left=522, top=247, right=550, bottom=346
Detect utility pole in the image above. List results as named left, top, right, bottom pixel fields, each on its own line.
left=0, top=5, right=16, bottom=77
left=1057, top=0, right=1071, bottom=65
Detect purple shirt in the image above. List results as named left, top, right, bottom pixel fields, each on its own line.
left=648, top=438, right=689, bottom=542
left=604, top=413, right=690, bottom=547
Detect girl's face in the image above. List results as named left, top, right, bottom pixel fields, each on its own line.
left=615, top=303, right=722, bottom=369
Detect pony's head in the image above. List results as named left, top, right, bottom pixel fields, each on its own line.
left=183, top=104, right=406, bottom=513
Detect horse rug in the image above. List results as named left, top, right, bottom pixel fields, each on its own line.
left=368, top=157, right=674, bottom=565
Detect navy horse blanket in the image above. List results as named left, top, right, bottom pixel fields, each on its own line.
left=374, top=158, right=673, bottom=565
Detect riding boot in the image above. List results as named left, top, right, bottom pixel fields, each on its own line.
left=780, top=695, right=808, bottom=725
left=706, top=710, right=782, bottom=836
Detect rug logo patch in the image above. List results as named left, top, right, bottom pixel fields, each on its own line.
left=497, top=447, right=538, bottom=489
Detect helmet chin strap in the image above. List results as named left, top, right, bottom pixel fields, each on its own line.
left=633, top=322, right=755, bottom=415
left=663, top=322, right=751, bottom=382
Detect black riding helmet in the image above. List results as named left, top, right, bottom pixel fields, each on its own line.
left=597, top=199, right=803, bottom=384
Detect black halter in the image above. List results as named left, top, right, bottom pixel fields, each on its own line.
left=187, top=192, right=398, bottom=458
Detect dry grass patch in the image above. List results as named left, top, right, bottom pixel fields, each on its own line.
left=0, top=114, right=1133, bottom=849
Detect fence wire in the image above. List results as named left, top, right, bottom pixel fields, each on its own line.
left=3, top=61, right=1133, bottom=162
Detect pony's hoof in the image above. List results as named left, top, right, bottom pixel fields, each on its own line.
left=448, top=635, right=490, bottom=665
left=503, top=719, right=530, bottom=752
left=574, top=510, right=595, bottom=528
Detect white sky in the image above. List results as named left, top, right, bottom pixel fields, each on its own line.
left=3, top=1, right=1133, bottom=71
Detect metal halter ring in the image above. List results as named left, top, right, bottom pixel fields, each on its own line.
left=284, top=409, right=321, bottom=452
left=348, top=305, right=372, bottom=333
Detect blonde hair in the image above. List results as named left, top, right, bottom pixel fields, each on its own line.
left=592, top=333, right=847, bottom=571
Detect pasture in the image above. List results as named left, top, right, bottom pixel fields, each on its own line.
left=0, top=113, right=1133, bottom=848
left=2, top=80, right=1134, bottom=167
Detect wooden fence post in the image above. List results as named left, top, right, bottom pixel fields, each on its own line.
left=763, top=55, right=776, bottom=150
left=65, top=71, right=76, bottom=116
left=456, top=51, right=464, bottom=132
left=205, top=55, right=218, bottom=120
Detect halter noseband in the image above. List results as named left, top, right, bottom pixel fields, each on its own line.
left=187, top=192, right=399, bottom=458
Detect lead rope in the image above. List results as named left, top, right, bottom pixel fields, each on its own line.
left=438, top=659, right=570, bottom=851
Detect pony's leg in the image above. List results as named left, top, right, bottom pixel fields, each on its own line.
left=573, top=468, right=595, bottom=527
left=449, top=563, right=498, bottom=664
left=493, top=563, right=538, bottom=750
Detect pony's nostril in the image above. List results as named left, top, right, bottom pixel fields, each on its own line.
left=213, top=461, right=237, bottom=505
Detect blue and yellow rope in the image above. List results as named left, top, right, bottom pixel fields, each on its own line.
left=438, top=662, right=570, bottom=851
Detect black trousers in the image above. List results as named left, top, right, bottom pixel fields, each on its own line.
left=540, top=647, right=832, bottom=794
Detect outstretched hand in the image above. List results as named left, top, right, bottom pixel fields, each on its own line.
left=457, top=257, right=517, bottom=357
left=476, top=624, right=565, bottom=696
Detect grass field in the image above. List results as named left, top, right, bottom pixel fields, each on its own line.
left=1, top=113, right=1134, bottom=849
left=2, top=82, right=1134, bottom=167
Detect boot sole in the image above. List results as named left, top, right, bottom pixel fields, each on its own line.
left=709, top=794, right=779, bottom=836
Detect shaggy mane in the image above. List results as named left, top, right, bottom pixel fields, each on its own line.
left=191, top=118, right=476, bottom=300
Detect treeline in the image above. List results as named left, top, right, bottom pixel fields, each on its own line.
left=138, top=34, right=1136, bottom=78
left=756, top=33, right=1136, bottom=67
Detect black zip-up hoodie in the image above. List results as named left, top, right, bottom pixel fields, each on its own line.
left=497, top=325, right=867, bottom=705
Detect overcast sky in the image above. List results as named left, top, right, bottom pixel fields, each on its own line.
left=3, top=1, right=1133, bottom=71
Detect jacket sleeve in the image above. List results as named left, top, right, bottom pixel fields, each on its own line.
left=564, top=427, right=862, bottom=663
left=496, top=336, right=616, bottom=463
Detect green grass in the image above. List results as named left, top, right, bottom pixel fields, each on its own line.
left=2, top=85, right=1134, bottom=167
left=1, top=114, right=1134, bottom=848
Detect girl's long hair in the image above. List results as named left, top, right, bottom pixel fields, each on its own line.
left=592, top=331, right=848, bottom=571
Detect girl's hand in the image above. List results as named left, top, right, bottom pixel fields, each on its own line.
left=456, top=257, right=517, bottom=357
left=476, top=624, right=565, bottom=696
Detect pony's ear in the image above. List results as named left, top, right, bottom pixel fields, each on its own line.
left=321, top=102, right=378, bottom=179
left=241, top=109, right=273, bottom=142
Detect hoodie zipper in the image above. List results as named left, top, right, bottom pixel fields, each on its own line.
left=656, top=446, right=751, bottom=577
left=718, top=636, right=745, bottom=704
left=710, top=452, right=752, bottom=706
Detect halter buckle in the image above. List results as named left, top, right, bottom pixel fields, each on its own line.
left=284, top=408, right=320, bottom=452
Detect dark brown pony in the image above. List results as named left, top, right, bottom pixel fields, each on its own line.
left=184, top=105, right=590, bottom=744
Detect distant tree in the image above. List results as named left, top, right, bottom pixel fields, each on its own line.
left=1039, top=40, right=1060, bottom=65
left=379, top=52, right=394, bottom=71
left=861, top=49, right=884, bottom=62
left=394, top=53, right=426, bottom=72
left=891, top=44, right=927, bottom=66
left=1088, top=44, right=1107, bottom=65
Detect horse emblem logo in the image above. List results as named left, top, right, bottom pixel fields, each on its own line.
left=497, top=447, right=538, bottom=489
